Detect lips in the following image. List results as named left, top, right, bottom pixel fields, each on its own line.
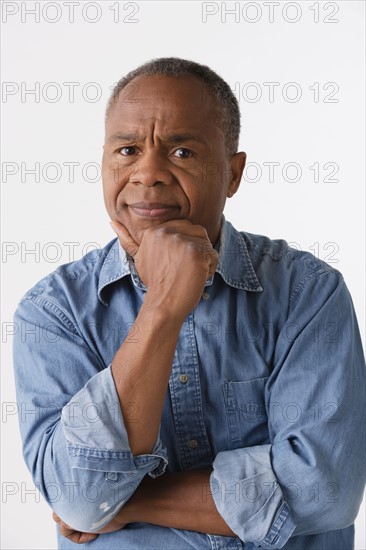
left=128, top=202, right=179, bottom=219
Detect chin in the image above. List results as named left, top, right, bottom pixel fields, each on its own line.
left=127, top=224, right=150, bottom=246
left=128, top=219, right=167, bottom=244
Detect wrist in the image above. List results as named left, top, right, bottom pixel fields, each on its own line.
left=121, top=499, right=138, bottom=524
left=141, top=294, right=187, bottom=328
left=123, top=478, right=153, bottom=524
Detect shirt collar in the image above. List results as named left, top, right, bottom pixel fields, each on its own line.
left=98, top=215, right=263, bottom=306
left=215, top=215, right=263, bottom=292
left=97, top=239, right=134, bottom=306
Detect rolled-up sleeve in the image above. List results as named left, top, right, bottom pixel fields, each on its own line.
left=210, top=268, right=366, bottom=547
left=210, top=445, right=295, bottom=547
left=13, top=296, right=168, bottom=532
left=61, top=366, right=167, bottom=478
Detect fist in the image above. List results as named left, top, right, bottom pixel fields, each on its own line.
left=111, top=219, right=219, bottom=319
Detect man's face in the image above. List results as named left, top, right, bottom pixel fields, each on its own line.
left=102, top=74, right=245, bottom=245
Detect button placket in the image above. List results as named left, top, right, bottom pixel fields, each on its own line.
left=168, top=314, right=213, bottom=469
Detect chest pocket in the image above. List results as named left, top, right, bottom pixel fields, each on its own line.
left=224, top=377, right=270, bottom=449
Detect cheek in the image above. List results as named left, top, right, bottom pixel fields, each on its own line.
left=190, top=182, right=225, bottom=209
left=102, top=163, right=127, bottom=199
left=101, top=174, right=121, bottom=218
left=103, top=158, right=139, bottom=190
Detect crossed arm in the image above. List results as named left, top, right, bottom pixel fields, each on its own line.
left=54, top=469, right=236, bottom=544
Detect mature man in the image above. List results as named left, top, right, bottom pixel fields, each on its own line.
left=13, top=58, right=365, bottom=549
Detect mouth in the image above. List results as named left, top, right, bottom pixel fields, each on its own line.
left=128, top=202, right=180, bottom=220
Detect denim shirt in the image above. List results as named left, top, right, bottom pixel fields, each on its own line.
left=13, top=216, right=365, bottom=549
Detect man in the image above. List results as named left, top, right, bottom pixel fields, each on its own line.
left=13, top=57, right=365, bottom=549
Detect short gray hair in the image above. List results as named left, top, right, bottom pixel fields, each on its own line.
left=105, top=57, right=241, bottom=157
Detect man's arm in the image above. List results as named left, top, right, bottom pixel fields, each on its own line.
left=54, top=469, right=236, bottom=543
left=110, top=219, right=218, bottom=456
left=102, top=470, right=236, bottom=536
left=13, top=289, right=170, bottom=534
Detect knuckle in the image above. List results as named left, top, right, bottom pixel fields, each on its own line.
left=154, top=227, right=170, bottom=239
left=186, top=240, right=198, bottom=252
left=171, top=232, right=183, bottom=243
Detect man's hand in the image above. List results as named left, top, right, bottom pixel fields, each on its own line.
left=111, top=219, right=219, bottom=321
left=52, top=512, right=99, bottom=544
left=52, top=512, right=128, bottom=544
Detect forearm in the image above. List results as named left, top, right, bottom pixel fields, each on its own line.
left=119, top=470, right=236, bottom=537
left=110, top=220, right=218, bottom=457
left=111, top=299, right=184, bottom=456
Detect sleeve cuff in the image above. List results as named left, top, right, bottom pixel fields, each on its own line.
left=210, top=445, right=296, bottom=548
left=253, top=502, right=296, bottom=548
left=61, top=365, right=168, bottom=477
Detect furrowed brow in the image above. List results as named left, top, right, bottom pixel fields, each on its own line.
left=106, top=132, right=207, bottom=146
left=107, top=133, right=140, bottom=143
left=165, top=133, right=206, bottom=145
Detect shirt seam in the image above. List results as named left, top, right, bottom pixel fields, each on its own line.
left=19, top=295, right=79, bottom=334
left=289, top=267, right=343, bottom=307
left=260, top=501, right=290, bottom=545
left=18, top=296, right=106, bottom=367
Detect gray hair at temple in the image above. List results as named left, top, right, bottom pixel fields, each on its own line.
left=105, top=57, right=241, bottom=157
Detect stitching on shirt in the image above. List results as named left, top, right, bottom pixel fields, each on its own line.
left=262, top=501, right=289, bottom=544
left=217, top=231, right=263, bottom=290
left=98, top=240, right=130, bottom=303
left=21, top=296, right=79, bottom=334
left=62, top=245, right=111, bottom=280
left=289, top=267, right=342, bottom=307
left=68, top=447, right=136, bottom=459
left=244, top=235, right=289, bottom=263
left=244, top=481, right=280, bottom=530
left=19, top=297, right=109, bottom=367
left=67, top=445, right=167, bottom=461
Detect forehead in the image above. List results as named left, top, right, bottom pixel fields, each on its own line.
left=106, top=74, right=219, bottom=135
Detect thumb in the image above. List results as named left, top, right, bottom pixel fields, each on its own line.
left=110, top=220, right=139, bottom=258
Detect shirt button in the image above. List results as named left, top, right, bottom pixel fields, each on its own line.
left=201, top=292, right=210, bottom=300
left=179, top=374, right=189, bottom=383
left=188, top=439, right=198, bottom=449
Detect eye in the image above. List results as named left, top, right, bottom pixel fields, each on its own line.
left=118, top=146, right=138, bottom=156
left=172, top=147, right=193, bottom=159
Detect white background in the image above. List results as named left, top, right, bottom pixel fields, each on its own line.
left=1, top=1, right=365, bottom=548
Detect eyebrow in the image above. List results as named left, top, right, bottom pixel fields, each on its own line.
left=107, top=133, right=139, bottom=143
left=165, top=133, right=206, bottom=145
left=107, top=132, right=207, bottom=145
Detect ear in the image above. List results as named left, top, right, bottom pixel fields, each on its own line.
left=226, top=152, right=246, bottom=198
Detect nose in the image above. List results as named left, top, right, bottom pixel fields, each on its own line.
left=130, top=149, right=173, bottom=187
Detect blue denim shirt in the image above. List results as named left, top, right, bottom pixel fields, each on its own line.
left=13, top=216, right=365, bottom=549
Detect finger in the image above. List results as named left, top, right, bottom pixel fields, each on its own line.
left=197, top=241, right=219, bottom=267
left=59, top=521, right=99, bottom=544
left=154, top=219, right=209, bottom=239
left=207, top=249, right=219, bottom=277
left=59, top=520, right=73, bottom=535
left=75, top=532, right=99, bottom=543
left=65, top=531, right=98, bottom=544
left=110, top=220, right=139, bottom=258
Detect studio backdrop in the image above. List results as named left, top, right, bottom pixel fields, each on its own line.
left=1, top=1, right=365, bottom=548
